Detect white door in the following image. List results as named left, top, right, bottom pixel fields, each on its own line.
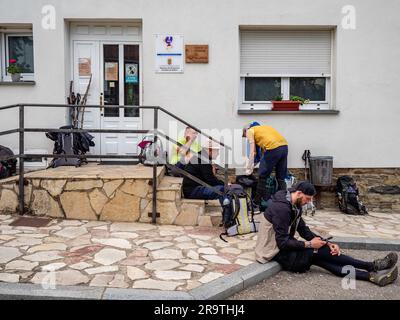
left=100, top=43, right=141, bottom=158
left=72, top=40, right=101, bottom=155
left=73, top=41, right=142, bottom=158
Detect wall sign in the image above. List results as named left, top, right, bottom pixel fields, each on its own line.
left=125, top=63, right=138, bottom=83
left=105, top=62, right=118, bottom=81
left=155, top=34, right=184, bottom=73
left=185, top=45, right=209, bottom=63
left=79, top=58, right=91, bottom=76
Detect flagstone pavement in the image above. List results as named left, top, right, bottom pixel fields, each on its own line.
left=0, top=210, right=399, bottom=291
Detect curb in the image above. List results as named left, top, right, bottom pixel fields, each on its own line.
left=331, top=237, right=400, bottom=251
left=0, top=262, right=281, bottom=301
left=0, top=237, right=399, bottom=300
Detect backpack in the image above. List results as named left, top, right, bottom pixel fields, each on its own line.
left=0, top=145, right=17, bottom=178
left=260, top=175, right=279, bottom=211
left=336, top=175, right=368, bottom=215
left=220, top=184, right=259, bottom=241
left=138, top=135, right=166, bottom=166
left=46, top=126, right=94, bottom=168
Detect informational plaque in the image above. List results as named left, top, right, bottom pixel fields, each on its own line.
left=185, top=45, right=209, bottom=63
left=79, top=58, right=91, bottom=76
left=105, top=62, right=118, bottom=81
left=155, top=34, right=184, bottom=73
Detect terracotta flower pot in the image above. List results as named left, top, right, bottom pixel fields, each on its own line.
left=11, top=73, right=21, bottom=82
left=272, top=100, right=300, bottom=111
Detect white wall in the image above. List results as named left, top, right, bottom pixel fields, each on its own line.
left=0, top=0, right=399, bottom=168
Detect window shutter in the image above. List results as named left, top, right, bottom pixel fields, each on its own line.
left=240, top=30, right=331, bottom=76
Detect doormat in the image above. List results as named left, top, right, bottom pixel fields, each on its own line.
left=99, top=161, right=140, bottom=165
left=9, top=216, right=52, bottom=228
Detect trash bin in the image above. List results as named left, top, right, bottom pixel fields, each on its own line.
left=309, top=156, right=333, bottom=186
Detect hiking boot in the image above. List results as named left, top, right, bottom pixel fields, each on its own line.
left=369, top=266, right=398, bottom=287
left=373, top=252, right=398, bottom=271
left=252, top=204, right=261, bottom=215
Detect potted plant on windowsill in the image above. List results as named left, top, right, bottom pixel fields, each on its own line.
left=272, top=95, right=310, bottom=111
left=7, top=59, right=22, bottom=82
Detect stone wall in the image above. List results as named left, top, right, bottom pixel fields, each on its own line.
left=220, top=168, right=400, bottom=213
left=0, top=175, right=217, bottom=226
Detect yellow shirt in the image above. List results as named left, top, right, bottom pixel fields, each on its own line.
left=248, top=125, right=288, bottom=151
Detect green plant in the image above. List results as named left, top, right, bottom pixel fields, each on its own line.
left=7, top=59, right=22, bottom=74
left=290, top=95, right=310, bottom=105
left=273, top=94, right=283, bottom=101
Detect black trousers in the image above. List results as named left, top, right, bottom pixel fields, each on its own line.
left=312, top=246, right=373, bottom=280
left=274, top=246, right=374, bottom=281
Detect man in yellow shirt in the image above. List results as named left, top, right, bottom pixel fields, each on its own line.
left=243, top=122, right=288, bottom=205
left=169, top=127, right=201, bottom=173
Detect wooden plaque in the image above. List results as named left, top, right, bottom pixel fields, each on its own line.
left=185, top=45, right=209, bottom=63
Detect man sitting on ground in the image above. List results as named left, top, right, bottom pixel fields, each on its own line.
left=255, top=181, right=398, bottom=287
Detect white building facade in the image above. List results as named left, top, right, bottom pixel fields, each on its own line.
left=0, top=0, right=399, bottom=169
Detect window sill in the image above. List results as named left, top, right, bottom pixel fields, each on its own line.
left=0, top=81, right=36, bottom=86
left=238, top=109, right=339, bottom=115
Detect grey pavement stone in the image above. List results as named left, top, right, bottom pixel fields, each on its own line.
left=236, top=262, right=282, bottom=289
left=189, top=272, right=244, bottom=300
left=103, top=288, right=193, bottom=300
left=332, top=237, right=400, bottom=251
left=0, top=282, right=104, bottom=300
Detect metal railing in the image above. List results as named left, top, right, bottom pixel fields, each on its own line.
left=0, top=103, right=231, bottom=223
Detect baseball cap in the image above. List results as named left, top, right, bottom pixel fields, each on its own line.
left=294, top=181, right=317, bottom=196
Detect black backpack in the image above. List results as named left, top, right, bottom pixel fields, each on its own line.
left=336, top=176, right=368, bottom=215
left=0, top=145, right=17, bottom=178
left=45, top=125, right=95, bottom=168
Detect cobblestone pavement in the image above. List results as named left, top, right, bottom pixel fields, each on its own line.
left=0, top=210, right=399, bottom=290
left=0, top=214, right=257, bottom=290
left=230, top=250, right=400, bottom=300
left=303, top=211, right=400, bottom=239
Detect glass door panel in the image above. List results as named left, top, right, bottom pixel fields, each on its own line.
left=124, top=44, right=140, bottom=117
left=103, top=44, right=119, bottom=117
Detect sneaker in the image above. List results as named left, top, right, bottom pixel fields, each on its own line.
left=369, top=266, right=398, bottom=287
left=373, top=252, right=398, bottom=271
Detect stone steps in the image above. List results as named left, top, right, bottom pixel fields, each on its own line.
left=0, top=164, right=224, bottom=227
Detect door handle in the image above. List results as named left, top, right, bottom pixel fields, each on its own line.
left=100, top=93, right=104, bottom=116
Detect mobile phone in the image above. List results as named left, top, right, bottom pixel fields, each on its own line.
left=320, top=236, right=333, bottom=242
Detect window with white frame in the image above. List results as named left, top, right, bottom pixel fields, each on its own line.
left=0, top=27, right=34, bottom=81
left=240, top=29, right=333, bottom=110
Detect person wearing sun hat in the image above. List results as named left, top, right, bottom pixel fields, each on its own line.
left=255, top=181, right=398, bottom=287
left=182, top=139, right=225, bottom=202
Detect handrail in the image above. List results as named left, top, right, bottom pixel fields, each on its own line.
left=0, top=104, right=18, bottom=111
left=158, top=106, right=231, bottom=150
left=157, top=130, right=225, bottom=172
left=165, top=163, right=224, bottom=197
left=0, top=103, right=231, bottom=224
left=0, top=103, right=229, bottom=151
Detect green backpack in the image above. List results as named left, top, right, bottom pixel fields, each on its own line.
left=260, top=175, right=279, bottom=211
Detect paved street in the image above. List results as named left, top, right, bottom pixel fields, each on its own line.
left=0, top=210, right=399, bottom=295
left=230, top=250, right=400, bottom=300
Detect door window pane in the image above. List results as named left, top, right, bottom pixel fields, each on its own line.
left=244, top=77, right=281, bottom=101
left=290, top=77, right=326, bottom=101
left=7, top=36, right=34, bottom=73
left=124, top=45, right=140, bottom=117
left=103, top=45, right=119, bottom=117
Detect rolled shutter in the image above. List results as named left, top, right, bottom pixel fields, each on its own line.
left=240, top=30, right=331, bottom=76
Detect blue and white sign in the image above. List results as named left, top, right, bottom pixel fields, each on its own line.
left=125, top=63, right=138, bottom=83
left=155, top=34, right=184, bottom=73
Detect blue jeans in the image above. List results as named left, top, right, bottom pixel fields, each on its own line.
left=259, top=145, right=288, bottom=182
left=188, top=185, right=225, bottom=205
